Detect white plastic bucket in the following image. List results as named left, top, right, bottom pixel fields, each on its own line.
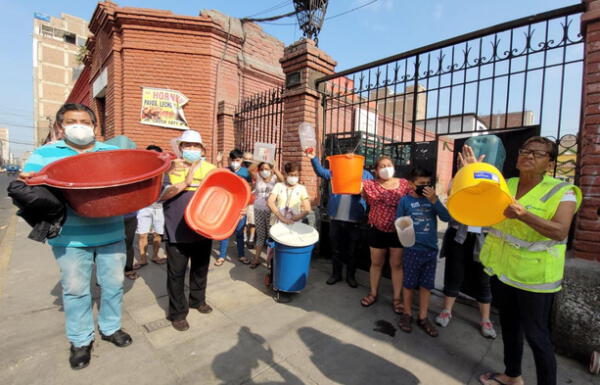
left=394, top=216, right=416, bottom=247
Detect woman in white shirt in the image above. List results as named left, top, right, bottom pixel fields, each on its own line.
left=265, top=162, right=311, bottom=278
left=267, top=162, right=311, bottom=225
left=250, top=162, right=284, bottom=268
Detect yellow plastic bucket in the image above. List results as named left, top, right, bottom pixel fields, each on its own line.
left=447, top=162, right=513, bottom=227
left=327, top=154, right=365, bottom=194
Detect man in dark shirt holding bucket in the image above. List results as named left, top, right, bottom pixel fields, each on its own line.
left=306, top=151, right=373, bottom=287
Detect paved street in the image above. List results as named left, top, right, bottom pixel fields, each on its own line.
left=0, top=175, right=597, bottom=385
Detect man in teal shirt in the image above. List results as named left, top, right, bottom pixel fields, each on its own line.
left=22, top=104, right=132, bottom=370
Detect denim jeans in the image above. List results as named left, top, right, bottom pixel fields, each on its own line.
left=218, top=215, right=247, bottom=259
left=52, top=240, right=126, bottom=347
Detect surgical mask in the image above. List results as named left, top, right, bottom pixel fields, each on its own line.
left=260, top=170, right=271, bottom=179
left=182, top=149, right=203, bottom=163
left=231, top=161, right=241, bottom=170
left=378, top=166, right=395, bottom=180
left=286, top=176, right=299, bottom=185
left=415, top=185, right=432, bottom=197
left=63, top=124, right=95, bottom=146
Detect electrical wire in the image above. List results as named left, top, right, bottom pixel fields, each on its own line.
left=241, top=9, right=298, bottom=23
left=0, top=122, right=37, bottom=130
left=260, top=0, right=378, bottom=25
left=244, top=0, right=290, bottom=19
left=0, top=139, right=36, bottom=146
left=326, top=0, right=378, bottom=20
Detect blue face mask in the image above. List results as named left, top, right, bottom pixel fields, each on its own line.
left=182, top=149, right=203, bottom=163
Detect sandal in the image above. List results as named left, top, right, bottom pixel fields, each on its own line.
left=151, top=257, right=167, bottom=265
left=417, top=318, right=439, bottom=337
left=392, top=299, right=404, bottom=314
left=264, top=273, right=272, bottom=288
left=132, top=262, right=148, bottom=270
left=214, top=258, right=225, bottom=267
left=125, top=271, right=139, bottom=280
left=398, top=313, right=413, bottom=333
left=360, top=293, right=378, bottom=307
left=479, top=373, right=513, bottom=385
left=239, top=257, right=251, bottom=265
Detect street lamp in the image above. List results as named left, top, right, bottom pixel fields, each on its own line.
left=293, top=0, right=328, bottom=45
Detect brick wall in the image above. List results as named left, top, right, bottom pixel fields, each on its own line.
left=574, top=0, right=600, bottom=260
left=68, top=2, right=284, bottom=159
left=280, top=39, right=337, bottom=201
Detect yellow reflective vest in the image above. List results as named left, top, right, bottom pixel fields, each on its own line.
left=167, top=161, right=216, bottom=191
left=479, top=175, right=582, bottom=293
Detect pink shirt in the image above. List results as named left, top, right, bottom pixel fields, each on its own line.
left=363, top=178, right=412, bottom=232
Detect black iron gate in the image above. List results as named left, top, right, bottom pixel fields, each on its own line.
left=314, top=4, right=585, bottom=274
left=234, top=86, right=284, bottom=168
left=316, top=4, right=584, bottom=186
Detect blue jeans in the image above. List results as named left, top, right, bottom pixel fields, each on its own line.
left=218, top=216, right=247, bottom=259
left=52, top=241, right=126, bottom=347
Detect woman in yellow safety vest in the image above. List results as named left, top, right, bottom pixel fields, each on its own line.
left=469, top=137, right=581, bottom=385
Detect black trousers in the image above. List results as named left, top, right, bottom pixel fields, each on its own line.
left=166, top=240, right=212, bottom=321
left=491, top=277, right=556, bottom=385
left=442, top=228, right=492, bottom=303
left=329, top=220, right=361, bottom=278
left=124, top=215, right=138, bottom=272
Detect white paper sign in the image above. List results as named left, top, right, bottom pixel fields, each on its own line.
left=253, top=142, right=276, bottom=164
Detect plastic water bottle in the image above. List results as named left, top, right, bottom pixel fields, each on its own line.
left=298, top=122, right=317, bottom=155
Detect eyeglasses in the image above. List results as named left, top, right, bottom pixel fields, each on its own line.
left=518, top=148, right=550, bottom=159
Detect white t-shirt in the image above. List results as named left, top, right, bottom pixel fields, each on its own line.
left=254, top=175, right=277, bottom=210
left=269, top=182, right=309, bottom=218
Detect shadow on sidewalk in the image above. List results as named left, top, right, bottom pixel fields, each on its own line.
left=298, top=327, right=420, bottom=385
left=226, top=255, right=495, bottom=384
left=211, top=326, right=305, bottom=385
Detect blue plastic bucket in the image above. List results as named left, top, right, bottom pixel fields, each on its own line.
left=273, top=242, right=315, bottom=292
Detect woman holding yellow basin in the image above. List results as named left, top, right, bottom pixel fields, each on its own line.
left=460, top=137, right=581, bottom=385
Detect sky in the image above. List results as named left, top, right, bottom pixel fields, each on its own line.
left=0, top=0, right=580, bottom=158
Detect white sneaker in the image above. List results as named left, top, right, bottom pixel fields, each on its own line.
left=435, top=310, right=452, bottom=327
left=481, top=320, right=497, bottom=339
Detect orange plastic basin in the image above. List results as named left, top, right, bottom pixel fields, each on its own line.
left=25, top=150, right=172, bottom=218
left=184, top=169, right=251, bottom=240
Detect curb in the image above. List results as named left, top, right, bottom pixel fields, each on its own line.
left=0, top=213, right=18, bottom=298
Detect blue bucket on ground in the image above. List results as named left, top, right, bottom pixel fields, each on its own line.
left=273, top=243, right=315, bottom=292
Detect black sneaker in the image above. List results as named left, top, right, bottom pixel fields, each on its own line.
left=346, top=275, right=358, bottom=288
left=100, top=329, right=132, bottom=347
left=197, top=303, right=213, bottom=314
left=326, top=275, right=342, bottom=285
left=69, top=342, right=93, bottom=370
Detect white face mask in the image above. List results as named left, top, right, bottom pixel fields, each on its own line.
left=63, top=124, right=95, bottom=146
left=231, top=161, right=241, bottom=170
left=260, top=170, right=271, bottom=179
left=286, top=176, right=299, bottom=185
left=378, top=166, right=395, bottom=180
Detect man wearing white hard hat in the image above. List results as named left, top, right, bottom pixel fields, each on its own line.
left=160, top=130, right=216, bottom=331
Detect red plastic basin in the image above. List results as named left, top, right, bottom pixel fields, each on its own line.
left=26, top=150, right=172, bottom=218
left=184, top=169, right=251, bottom=240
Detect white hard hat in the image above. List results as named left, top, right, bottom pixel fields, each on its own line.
left=177, top=130, right=204, bottom=146
left=171, top=130, right=205, bottom=157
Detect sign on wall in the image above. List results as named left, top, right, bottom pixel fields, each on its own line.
left=140, top=87, right=190, bottom=130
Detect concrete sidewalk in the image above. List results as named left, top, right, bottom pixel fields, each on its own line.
left=0, top=215, right=597, bottom=385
